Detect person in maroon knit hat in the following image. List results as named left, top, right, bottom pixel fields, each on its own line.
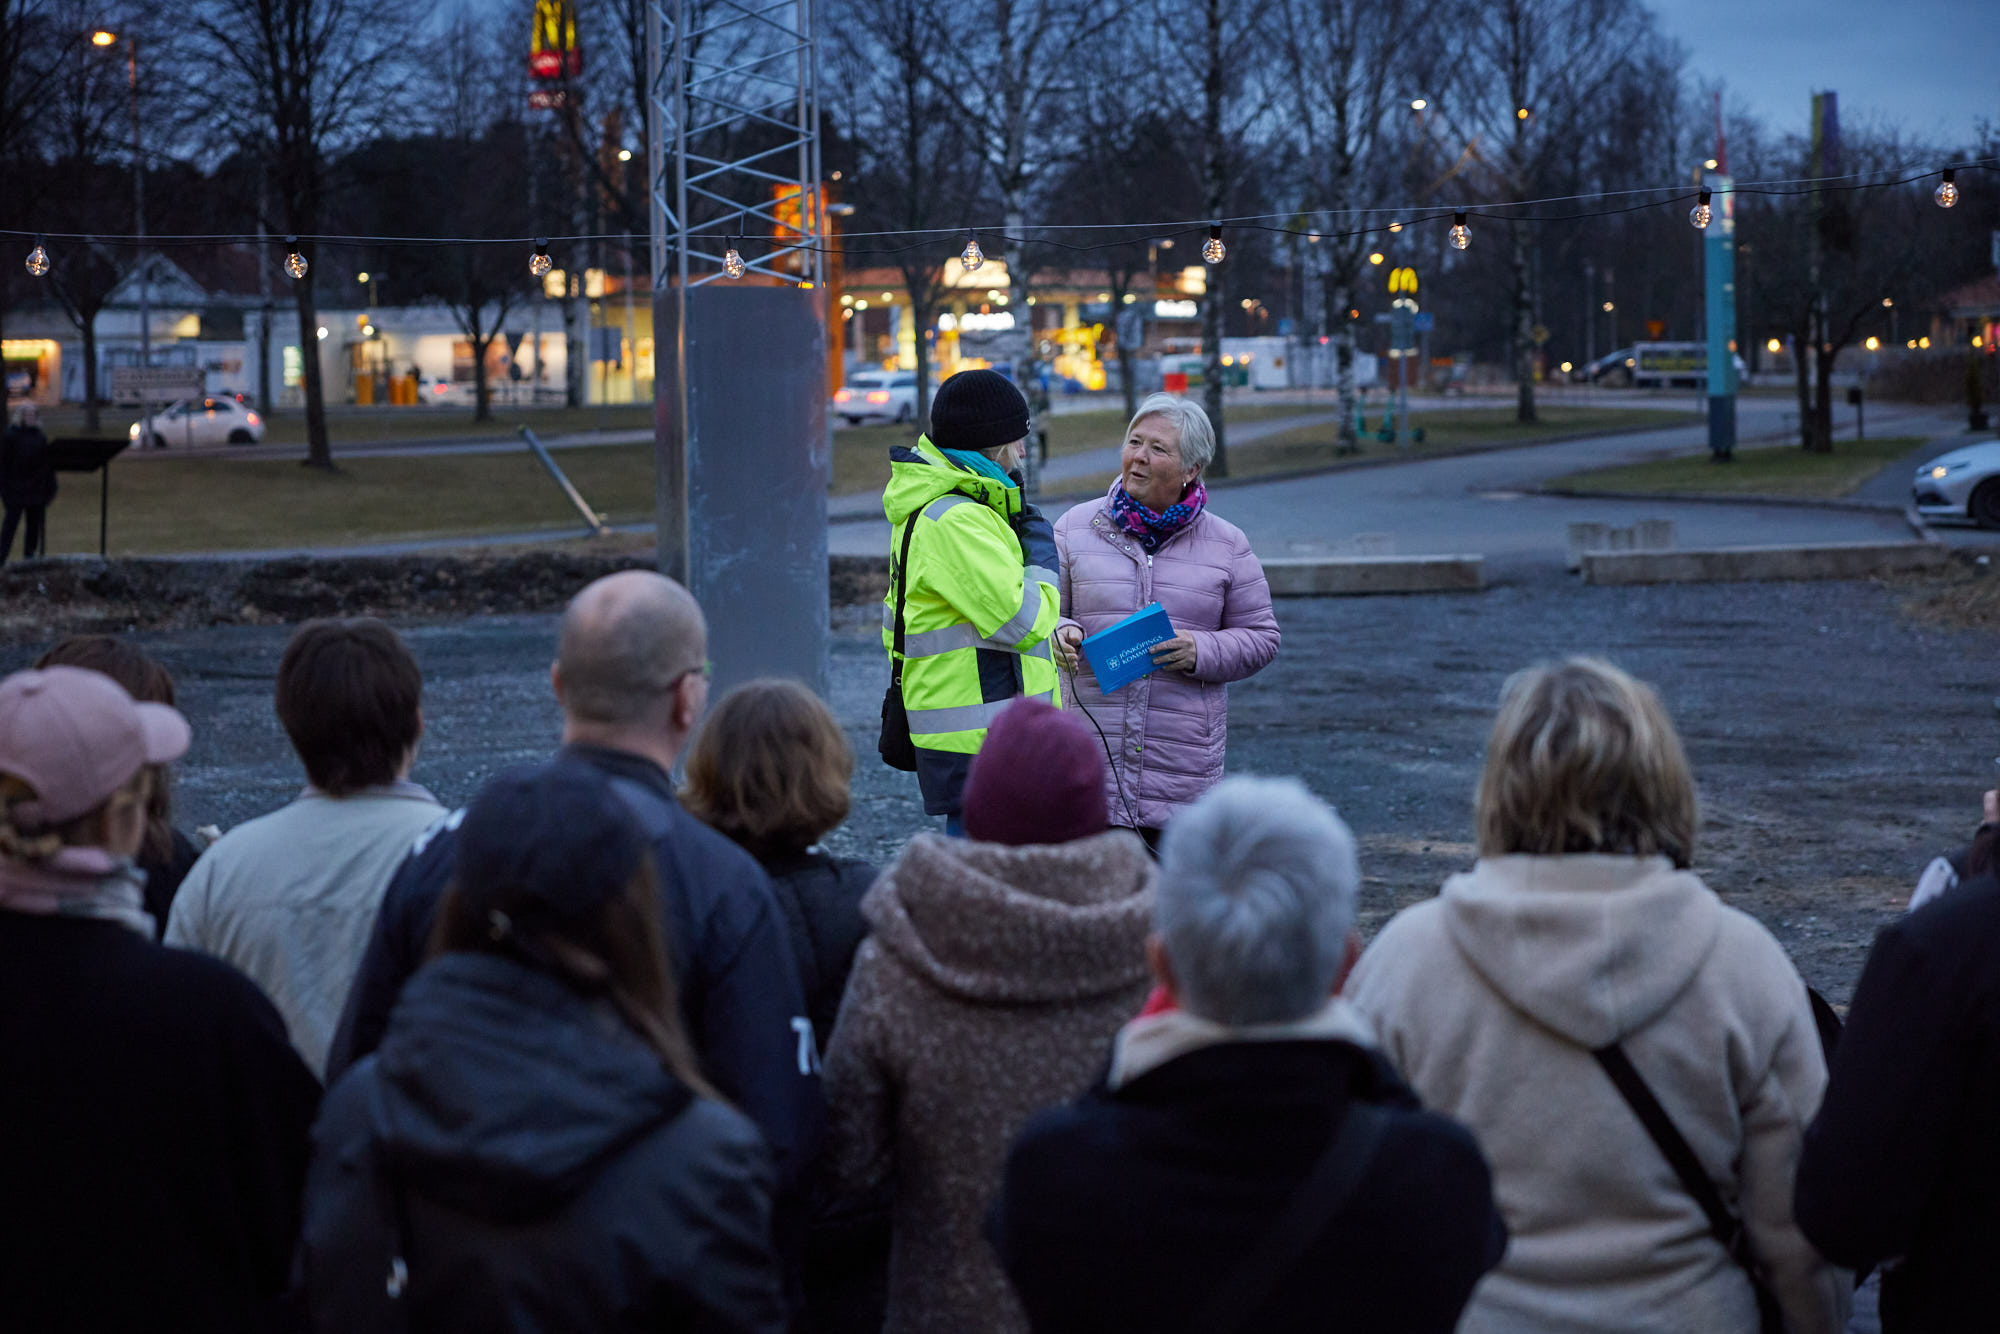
left=960, top=697, right=1108, bottom=846
left=819, top=696, right=1151, bottom=1334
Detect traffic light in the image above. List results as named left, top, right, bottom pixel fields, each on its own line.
left=1387, top=266, right=1418, bottom=296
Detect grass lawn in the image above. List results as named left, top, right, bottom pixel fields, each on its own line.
left=1190, top=405, right=1701, bottom=487
left=1545, top=435, right=1924, bottom=500
left=36, top=402, right=658, bottom=449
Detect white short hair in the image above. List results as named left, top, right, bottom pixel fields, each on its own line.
left=1156, top=776, right=1359, bottom=1026
left=1128, top=393, right=1216, bottom=474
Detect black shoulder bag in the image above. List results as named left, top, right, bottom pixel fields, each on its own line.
left=1190, top=1103, right=1390, bottom=1334
left=1593, top=1044, right=1785, bottom=1334
left=878, top=514, right=919, bottom=772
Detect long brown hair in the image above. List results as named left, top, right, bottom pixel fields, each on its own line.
left=426, top=855, right=721, bottom=1102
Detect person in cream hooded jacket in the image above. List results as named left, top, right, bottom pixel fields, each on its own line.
left=1347, top=658, right=1847, bottom=1334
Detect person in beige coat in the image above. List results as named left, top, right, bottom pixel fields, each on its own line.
left=1346, top=657, right=1847, bottom=1334
left=819, top=697, right=1154, bottom=1334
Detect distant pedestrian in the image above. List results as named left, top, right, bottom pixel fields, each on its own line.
left=0, top=666, right=320, bottom=1331
left=1051, top=393, right=1279, bottom=848
left=167, top=617, right=443, bottom=1077
left=0, top=403, right=56, bottom=562
left=992, top=776, right=1506, bottom=1334
left=297, top=761, right=787, bottom=1334
left=35, top=633, right=202, bottom=934
left=821, top=696, right=1154, bottom=1334
left=1347, top=657, right=1849, bottom=1333
left=882, top=368, right=1062, bottom=834
left=1795, top=782, right=2000, bottom=1330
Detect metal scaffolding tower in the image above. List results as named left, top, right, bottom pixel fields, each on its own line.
left=645, top=0, right=830, bottom=698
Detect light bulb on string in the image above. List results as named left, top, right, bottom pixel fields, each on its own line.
left=529, top=238, right=553, bottom=278
left=283, top=237, right=308, bottom=279
left=961, top=229, right=984, bottom=270
left=25, top=236, right=48, bottom=277
left=723, top=236, right=746, bottom=279
left=1935, top=168, right=1959, bottom=209
left=1448, top=212, right=1470, bottom=251
left=1202, top=223, right=1225, bottom=264
left=1690, top=190, right=1712, bottom=230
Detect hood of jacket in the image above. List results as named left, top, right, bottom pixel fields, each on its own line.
left=862, top=828, right=1154, bottom=1004
left=1439, top=854, right=1723, bottom=1049
left=883, top=434, right=1021, bottom=528
left=366, top=951, right=692, bottom=1222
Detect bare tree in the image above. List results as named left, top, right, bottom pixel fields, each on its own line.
left=1273, top=0, right=1430, bottom=452
left=186, top=0, right=409, bottom=470
left=828, top=0, right=986, bottom=434
left=1443, top=0, right=1649, bottom=424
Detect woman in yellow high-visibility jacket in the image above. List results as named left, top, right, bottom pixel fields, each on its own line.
left=882, top=370, right=1061, bottom=833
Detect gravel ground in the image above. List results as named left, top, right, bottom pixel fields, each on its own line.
left=9, top=568, right=1991, bottom=1007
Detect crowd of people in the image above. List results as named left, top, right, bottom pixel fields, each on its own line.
left=0, top=372, right=1996, bottom=1332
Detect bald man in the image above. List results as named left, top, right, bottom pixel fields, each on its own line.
left=328, top=571, right=823, bottom=1196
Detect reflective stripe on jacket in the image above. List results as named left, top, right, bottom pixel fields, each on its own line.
left=883, top=435, right=1061, bottom=814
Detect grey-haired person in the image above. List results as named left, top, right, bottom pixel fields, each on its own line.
left=992, top=775, right=1505, bottom=1333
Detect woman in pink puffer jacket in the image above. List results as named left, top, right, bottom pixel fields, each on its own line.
left=1052, top=394, right=1280, bottom=846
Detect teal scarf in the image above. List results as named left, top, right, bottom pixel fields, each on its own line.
left=943, top=448, right=1018, bottom=489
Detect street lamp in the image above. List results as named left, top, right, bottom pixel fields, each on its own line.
left=94, top=29, right=151, bottom=443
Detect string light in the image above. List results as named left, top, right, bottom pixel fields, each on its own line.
left=529, top=238, right=552, bottom=277
left=25, top=235, right=48, bottom=277
left=1449, top=212, right=1470, bottom=250
left=1690, top=190, right=1712, bottom=229
left=723, top=233, right=745, bottom=279
left=1202, top=223, right=1225, bottom=264
left=1935, top=167, right=1959, bottom=208
left=283, top=237, right=308, bottom=279
left=960, top=228, right=984, bottom=270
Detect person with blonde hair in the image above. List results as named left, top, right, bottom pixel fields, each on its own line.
left=1347, top=657, right=1847, bottom=1333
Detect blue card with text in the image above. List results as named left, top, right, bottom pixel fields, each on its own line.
left=1081, top=602, right=1175, bottom=692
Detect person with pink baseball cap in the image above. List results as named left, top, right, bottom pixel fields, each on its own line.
left=0, top=665, right=322, bottom=1331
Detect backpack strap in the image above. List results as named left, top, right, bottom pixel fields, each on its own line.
left=888, top=513, right=918, bottom=686
left=1593, top=1044, right=1785, bottom=1333
left=1191, top=1103, right=1390, bottom=1334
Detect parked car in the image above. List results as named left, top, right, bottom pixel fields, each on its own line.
left=831, top=370, right=918, bottom=426
left=1913, top=440, right=2000, bottom=527
left=420, top=377, right=474, bottom=405
left=127, top=396, right=265, bottom=448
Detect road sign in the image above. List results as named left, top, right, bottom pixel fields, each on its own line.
left=1413, top=312, right=1435, bottom=333
left=110, top=366, right=203, bottom=399
left=1390, top=308, right=1416, bottom=351
left=1531, top=324, right=1550, bottom=345
left=1372, top=312, right=1394, bottom=324
left=1388, top=266, right=1418, bottom=295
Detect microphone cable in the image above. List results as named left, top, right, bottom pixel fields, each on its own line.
left=1059, top=650, right=1143, bottom=834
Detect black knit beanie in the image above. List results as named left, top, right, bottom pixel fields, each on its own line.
left=929, top=369, right=1030, bottom=453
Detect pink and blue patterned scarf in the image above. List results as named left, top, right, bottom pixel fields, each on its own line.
left=1110, top=479, right=1207, bottom=553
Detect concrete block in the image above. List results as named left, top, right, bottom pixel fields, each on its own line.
left=1264, top=554, right=1485, bottom=596
left=1581, top=541, right=1949, bottom=586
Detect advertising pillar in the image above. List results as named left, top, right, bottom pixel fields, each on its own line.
left=1704, top=170, right=1737, bottom=460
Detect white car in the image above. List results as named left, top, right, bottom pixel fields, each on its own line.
left=1913, top=440, right=2000, bottom=527
left=128, top=396, right=265, bottom=448
left=832, top=371, right=918, bottom=426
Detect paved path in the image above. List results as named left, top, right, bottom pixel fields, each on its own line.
left=831, top=399, right=1951, bottom=575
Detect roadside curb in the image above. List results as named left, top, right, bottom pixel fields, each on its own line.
left=1535, top=486, right=1906, bottom=515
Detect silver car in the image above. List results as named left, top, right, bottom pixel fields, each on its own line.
left=1913, top=440, right=2000, bottom=527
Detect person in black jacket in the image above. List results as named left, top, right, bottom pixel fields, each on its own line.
left=1795, top=800, right=2000, bottom=1332
left=683, top=677, right=878, bottom=1050
left=327, top=572, right=822, bottom=1195
left=0, top=665, right=321, bottom=1333
left=298, top=760, right=787, bottom=1334
left=990, top=777, right=1506, bottom=1334
left=0, top=403, right=56, bottom=562
left=34, top=634, right=202, bottom=934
